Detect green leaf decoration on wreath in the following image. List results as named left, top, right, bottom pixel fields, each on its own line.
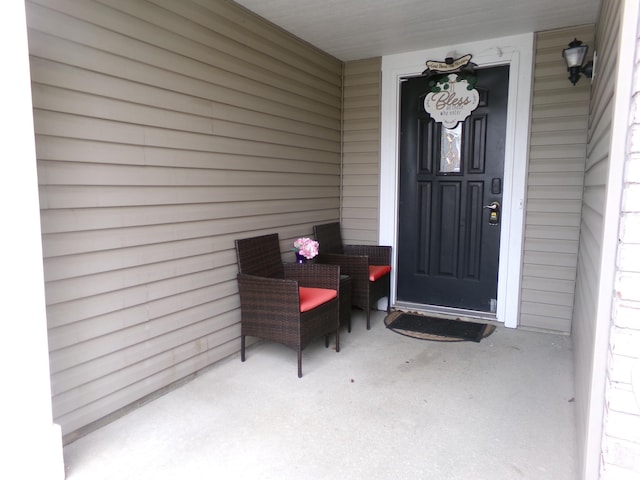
left=427, top=72, right=478, bottom=94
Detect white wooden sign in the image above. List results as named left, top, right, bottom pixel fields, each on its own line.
left=423, top=74, right=479, bottom=128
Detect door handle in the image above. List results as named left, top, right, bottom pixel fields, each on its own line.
left=484, top=201, right=500, bottom=225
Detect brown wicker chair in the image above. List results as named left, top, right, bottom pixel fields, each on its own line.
left=235, top=233, right=341, bottom=378
left=313, top=222, right=391, bottom=330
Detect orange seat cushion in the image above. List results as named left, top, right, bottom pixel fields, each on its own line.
left=299, top=287, right=338, bottom=312
left=369, top=265, right=391, bottom=282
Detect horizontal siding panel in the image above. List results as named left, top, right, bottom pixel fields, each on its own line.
left=344, top=83, right=381, bottom=97
left=342, top=224, right=380, bottom=243
left=520, top=314, right=571, bottom=333
left=343, top=152, right=380, bottom=164
left=527, top=172, right=585, bottom=186
left=530, top=131, right=590, bottom=146
left=342, top=196, right=380, bottom=209
left=343, top=94, right=381, bottom=109
left=522, top=276, right=576, bottom=294
left=342, top=186, right=379, bottom=197
left=343, top=106, right=381, bottom=121
left=526, top=198, right=583, bottom=213
left=527, top=185, right=584, bottom=200
left=531, top=88, right=591, bottom=106
left=343, top=118, right=380, bottom=132
left=523, top=251, right=580, bottom=268
left=521, top=300, right=573, bottom=319
left=36, top=137, right=339, bottom=172
left=523, top=263, right=577, bottom=281
left=525, top=225, right=580, bottom=241
left=531, top=118, right=588, bottom=134
left=341, top=207, right=378, bottom=220
left=532, top=102, right=594, bottom=119
left=527, top=158, right=585, bottom=173
left=39, top=184, right=340, bottom=209
left=343, top=142, right=380, bottom=154
left=526, top=212, right=582, bottom=227
left=38, top=161, right=341, bottom=188
left=343, top=130, right=379, bottom=143
left=342, top=175, right=380, bottom=187
left=343, top=58, right=382, bottom=76
left=524, top=238, right=580, bottom=254
left=521, top=288, right=575, bottom=308
left=343, top=163, right=379, bottom=177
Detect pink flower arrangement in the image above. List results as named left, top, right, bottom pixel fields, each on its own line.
left=293, top=237, right=319, bottom=259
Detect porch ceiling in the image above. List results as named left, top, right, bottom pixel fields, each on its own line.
left=233, top=0, right=601, bottom=61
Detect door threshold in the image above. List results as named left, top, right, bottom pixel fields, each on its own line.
left=393, top=301, right=499, bottom=323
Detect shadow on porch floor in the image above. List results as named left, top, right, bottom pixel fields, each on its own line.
left=63, top=310, right=576, bottom=480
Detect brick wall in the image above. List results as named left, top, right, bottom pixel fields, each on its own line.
left=600, top=27, right=640, bottom=479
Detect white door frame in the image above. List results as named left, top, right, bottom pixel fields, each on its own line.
left=379, top=33, right=534, bottom=328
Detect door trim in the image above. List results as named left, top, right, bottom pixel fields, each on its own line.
left=380, top=33, right=534, bottom=328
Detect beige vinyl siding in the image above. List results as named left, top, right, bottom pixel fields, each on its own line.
left=27, top=0, right=342, bottom=440
left=573, top=0, right=621, bottom=477
left=520, top=26, right=593, bottom=333
left=341, top=58, right=382, bottom=244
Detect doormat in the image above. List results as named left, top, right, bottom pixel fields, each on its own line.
left=384, top=311, right=495, bottom=343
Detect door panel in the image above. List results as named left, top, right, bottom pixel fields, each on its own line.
left=397, top=65, right=509, bottom=312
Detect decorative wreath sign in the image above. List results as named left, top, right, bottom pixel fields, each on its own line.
left=421, top=54, right=480, bottom=129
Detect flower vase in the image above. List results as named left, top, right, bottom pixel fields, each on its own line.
left=295, top=252, right=306, bottom=264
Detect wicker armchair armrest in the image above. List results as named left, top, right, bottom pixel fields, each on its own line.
left=236, top=273, right=301, bottom=317
left=284, top=263, right=340, bottom=290
left=344, top=245, right=392, bottom=266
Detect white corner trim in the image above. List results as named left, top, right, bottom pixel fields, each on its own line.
left=380, top=33, right=534, bottom=327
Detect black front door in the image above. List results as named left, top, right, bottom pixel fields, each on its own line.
left=397, top=65, right=509, bottom=312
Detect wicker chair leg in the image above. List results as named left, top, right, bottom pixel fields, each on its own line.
left=366, top=308, right=371, bottom=330
left=241, top=335, right=246, bottom=362
left=325, top=335, right=329, bottom=348
left=335, top=329, right=340, bottom=352
left=297, top=350, right=303, bottom=378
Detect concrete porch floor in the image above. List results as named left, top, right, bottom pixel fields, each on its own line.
left=63, top=310, right=577, bottom=479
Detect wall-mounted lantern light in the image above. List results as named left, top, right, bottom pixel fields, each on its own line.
left=562, top=38, right=593, bottom=85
